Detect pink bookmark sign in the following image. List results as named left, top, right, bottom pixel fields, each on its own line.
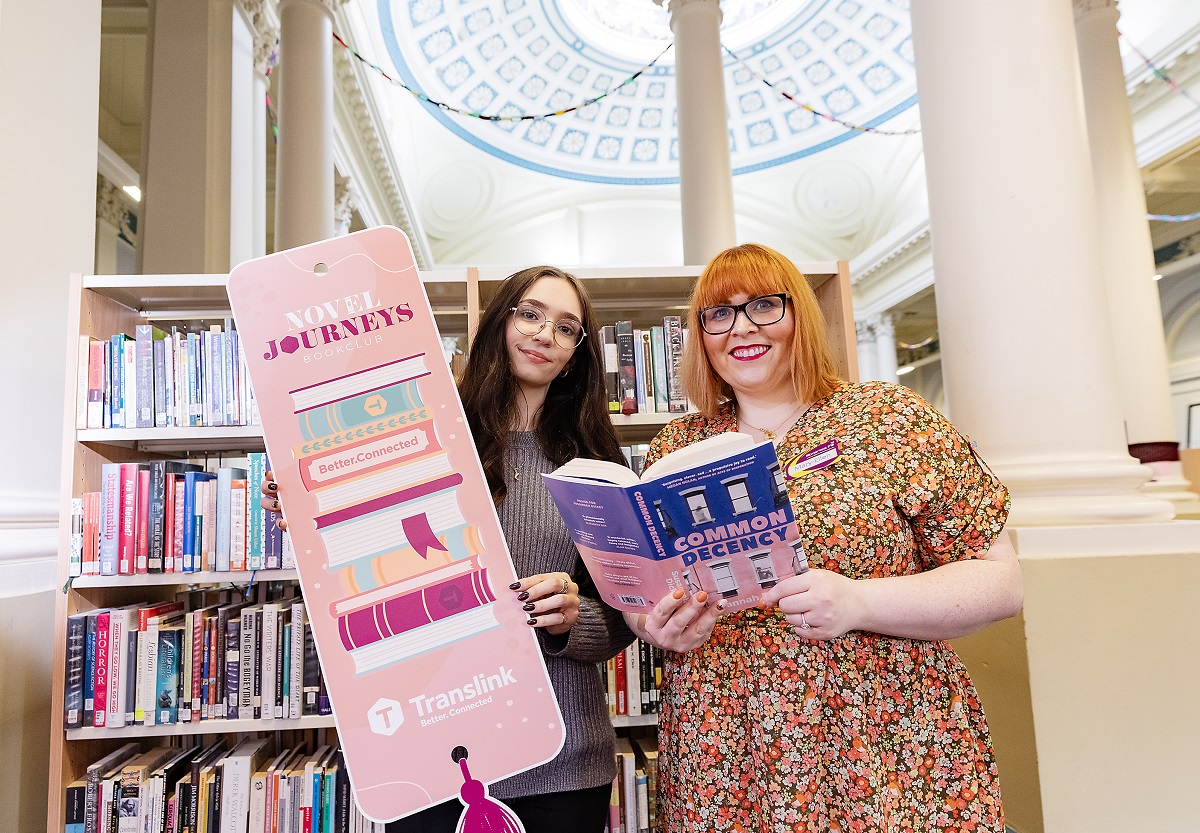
left=228, top=226, right=563, bottom=823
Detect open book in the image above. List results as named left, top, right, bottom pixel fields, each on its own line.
left=542, top=433, right=808, bottom=614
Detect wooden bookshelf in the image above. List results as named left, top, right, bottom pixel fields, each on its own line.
left=47, top=262, right=855, bottom=833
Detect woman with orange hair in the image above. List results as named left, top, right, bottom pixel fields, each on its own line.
left=629, top=243, right=1023, bottom=832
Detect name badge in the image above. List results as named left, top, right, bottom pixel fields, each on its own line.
left=784, top=439, right=841, bottom=480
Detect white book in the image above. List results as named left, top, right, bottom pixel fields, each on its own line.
left=221, top=736, right=273, bottom=833
left=248, top=769, right=268, bottom=833
left=616, top=738, right=638, bottom=833
left=260, top=603, right=280, bottom=721
left=123, top=336, right=137, bottom=429
left=179, top=610, right=193, bottom=723
left=626, top=641, right=642, bottom=717
left=106, top=606, right=138, bottom=729
left=76, top=334, right=91, bottom=429
left=289, top=602, right=305, bottom=721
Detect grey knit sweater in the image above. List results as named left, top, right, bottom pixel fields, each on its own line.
left=489, top=432, right=637, bottom=800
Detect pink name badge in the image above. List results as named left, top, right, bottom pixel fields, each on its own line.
left=227, top=227, right=563, bottom=823
left=783, top=439, right=841, bottom=480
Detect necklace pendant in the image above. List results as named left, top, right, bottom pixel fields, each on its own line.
left=513, top=468, right=520, bottom=480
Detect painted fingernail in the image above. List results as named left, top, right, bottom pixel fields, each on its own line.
left=267, top=483, right=278, bottom=492
left=695, top=592, right=708, bottom=604
left=672, top=588, right=685, bottom=600
left=527, top=617, right=537, bottom=625
left=517, top=591, right=530, bottom=601
left=523, top=603, right=535, bottom=612
left=717, top=601, right=726, bottom=611
left=508, top=581, right=521, bottom=590
left=272, top=499, right=280, bottom=511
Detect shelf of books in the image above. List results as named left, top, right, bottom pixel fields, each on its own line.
left=50, top=262, right=853, bottom=833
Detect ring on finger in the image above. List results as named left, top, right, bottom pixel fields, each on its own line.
left=800, top=613, right=812, bottom=630
left=559, top=576, right=570, bottom=594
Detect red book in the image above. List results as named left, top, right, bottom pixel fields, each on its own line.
left=82, top=492, right=100, bottom=575
left=117, top=463, right=139, bottom=575
left=163, top=474, right=176, bottom=573
left=136, top=467, right=151, bottom=573
left=614, top=648, right=628, bottom=716
left=93, top=609, right=111, bottom=727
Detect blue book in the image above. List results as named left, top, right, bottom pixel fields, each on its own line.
left=181, top=471, right=216, bottom=571
left=247, top=453, right=266, bottom=570
left=187, top=333, right=200, bottom=426
left=155, top=626, right=182, bottom=725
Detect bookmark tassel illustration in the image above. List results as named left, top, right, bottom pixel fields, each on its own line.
left=452, top=746, right=526, bottom=833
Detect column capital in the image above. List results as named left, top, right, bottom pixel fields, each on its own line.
left=254, top=23, right=280, bottom=75
left=96, top=175, right=138, bottom=243
left=655, top=0, right=723, bottom=19
left=279, top=0, right=348, bottom=12
left=1073, top=0, right=1119, bottom=20
left=855, top=318, right=875, bottom=342
left=334, top=175, right=355, bottom=235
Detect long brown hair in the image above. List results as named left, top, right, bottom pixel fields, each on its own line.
left=458, top=266, right=625, bottom=504
left=683, top=243, right=842, bottom=416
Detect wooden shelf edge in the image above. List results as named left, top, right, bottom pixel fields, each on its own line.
left=610, top=714, right=659, bottom=728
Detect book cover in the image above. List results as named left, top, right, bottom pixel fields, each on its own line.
left=155, top=625, right=183, bottom=725
left=84, top=743, right=139, bottom=833
left=228, top=226, right=563, bottom=822
left=542, top=432, right=807, bottom=613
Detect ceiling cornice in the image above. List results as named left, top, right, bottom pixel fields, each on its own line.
left=331, top=13, right=432, bottom=267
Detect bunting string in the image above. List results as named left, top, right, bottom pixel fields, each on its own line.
left=1120, top=30, right=1200, bottom=113
left=721, top=44, right=919, bottom=136
left=1148, top=212, right=1200, bottom=223
left=333, top=32, right=673, bottom=121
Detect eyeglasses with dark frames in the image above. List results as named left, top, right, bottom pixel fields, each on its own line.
left=698, top=293, right=791, bottom=335
left=510, top=304, right=588, bottom=349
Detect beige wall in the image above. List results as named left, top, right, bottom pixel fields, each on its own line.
left=0, top=0, right=101, bottom=828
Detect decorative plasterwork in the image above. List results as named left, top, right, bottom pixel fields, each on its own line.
left=331, top=22, right=432, bottom=267
left=1072, top=0, right=1117, bottom=18
left=850, top=220, right=933, bottom=318
left=376, top=0, right=918, bottom=183
left=334, top=174, right=356, bottom=234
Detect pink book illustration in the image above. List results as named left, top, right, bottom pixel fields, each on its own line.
left=228, top=227, right=561, bottom=825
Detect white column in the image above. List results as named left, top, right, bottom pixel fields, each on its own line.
left=871, top=314, right=900, bottom=384
left=275, top=0, right=338, bottom=250
left=253, top=26, right=275, bottom=259
left=855, top=320, right=881, bottom=382
left=909, top=0, right=1171, bottom=526
left=1074, top=0, right=1199, bottom=508
left=230, top=6, right=257, bottom=267
left=661, top=0, right=736, bottom=265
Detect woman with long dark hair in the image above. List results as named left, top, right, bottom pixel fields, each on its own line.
left=265, top=266, right=635, bottom=833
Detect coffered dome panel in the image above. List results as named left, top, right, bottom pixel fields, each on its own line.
left=378, top=0, right=917, bottom=184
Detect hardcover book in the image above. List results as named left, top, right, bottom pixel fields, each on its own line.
left=228, top=226, right=562, bottom=822
left=542, top=432, right=808, bottom=613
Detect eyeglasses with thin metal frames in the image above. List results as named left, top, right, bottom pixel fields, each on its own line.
left=697, top=293, right=791, bottom=335
left=510, top=304, right=588, bottom=349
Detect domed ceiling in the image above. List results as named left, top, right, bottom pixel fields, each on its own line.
left=378, top=0, right=917, bottom=185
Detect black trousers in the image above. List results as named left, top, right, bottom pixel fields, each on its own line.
left=385, top=784, right=611, bottom=833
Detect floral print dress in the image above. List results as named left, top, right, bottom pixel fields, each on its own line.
left=645, top=382, right=1010, bottom=833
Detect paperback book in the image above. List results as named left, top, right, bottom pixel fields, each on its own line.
left=543, top=432, right=808, bottom=614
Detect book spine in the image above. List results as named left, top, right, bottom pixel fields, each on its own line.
left=123, top=623, right=138, bottom=725
left=302, top=622, right=319, bottom=716
left=179, top=612, right=193, bottom=724
left=106, top=610, right=133, bottom=729
left=260, top=605, right=277, bottom=721
left=108, top=335, right=123, bottom=428
left=122, top=331, right=136, bottom=428
left=663, top=315, right=687, bottom=413
left=626, top=641, right=642, bottom=717
left=98, top=464, right=121, bottom=575
left=632, top=329, right=647, bottom=414
left=273, top=613, right=285, bottom=718
left=153, top=334, right=169, bottom=428
left=65, top=780, right=87, bottom=833
left=69, top=497, right=84, bottom=577
left=650, top=326, right=669, bottom=413
left=148, top=462, right=167, bottom=573
left=171, top=475, right=186, bottom=573
left=230, top=479, right=247, bottom=572
left=64, top=616, right=86, bottom=728
left=281, top=621, right=292, bottom=719
left=163, top=472, right=176, bottom=573
left=135, top=324, right=155, bottom=428
left=601, top=325, right=619, bottom=413
left=240, top=608, right=256, bottom=719
left=87, top=339, right=106, bottom=429
left=117, top=463, right=138, bottom=575
left=215, top=468, right=233, bottom=572
left=190, top=612, right=205, bottom=723
left=335, top=568, right=496, bottom=650
left=92, top=611, right=111, bottom=728
left=639, top=329, right=654, bottom=414
left=614, top=648, right=627, bottom=716
left=616, top=321, right=637, bottom=416
left=222, top=617, right=239, bottom=721
left=76, top=334, right=91, bottom=430
left=156, top=628, right=181, bottom=725
left=135, top=467, right=150, bottom=574
left=289, top=603, right=304, bottom=720
left=202, top=478, right=217, bottom=571
left=247, top=453, right=265, bottom=571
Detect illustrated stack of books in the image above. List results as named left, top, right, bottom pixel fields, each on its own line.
left=67, top=453, right=290, bottom=578
left=74, top=319, right=259, bottom=430
left=63, top=739, right=383, bottom=833
left=601, top=639, right=663, bottom=718
left=607, top=735, right=659, bottom=833
left=600, top=317, right=690, bottom=417
left=62, top=583, right=329, bottom=731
